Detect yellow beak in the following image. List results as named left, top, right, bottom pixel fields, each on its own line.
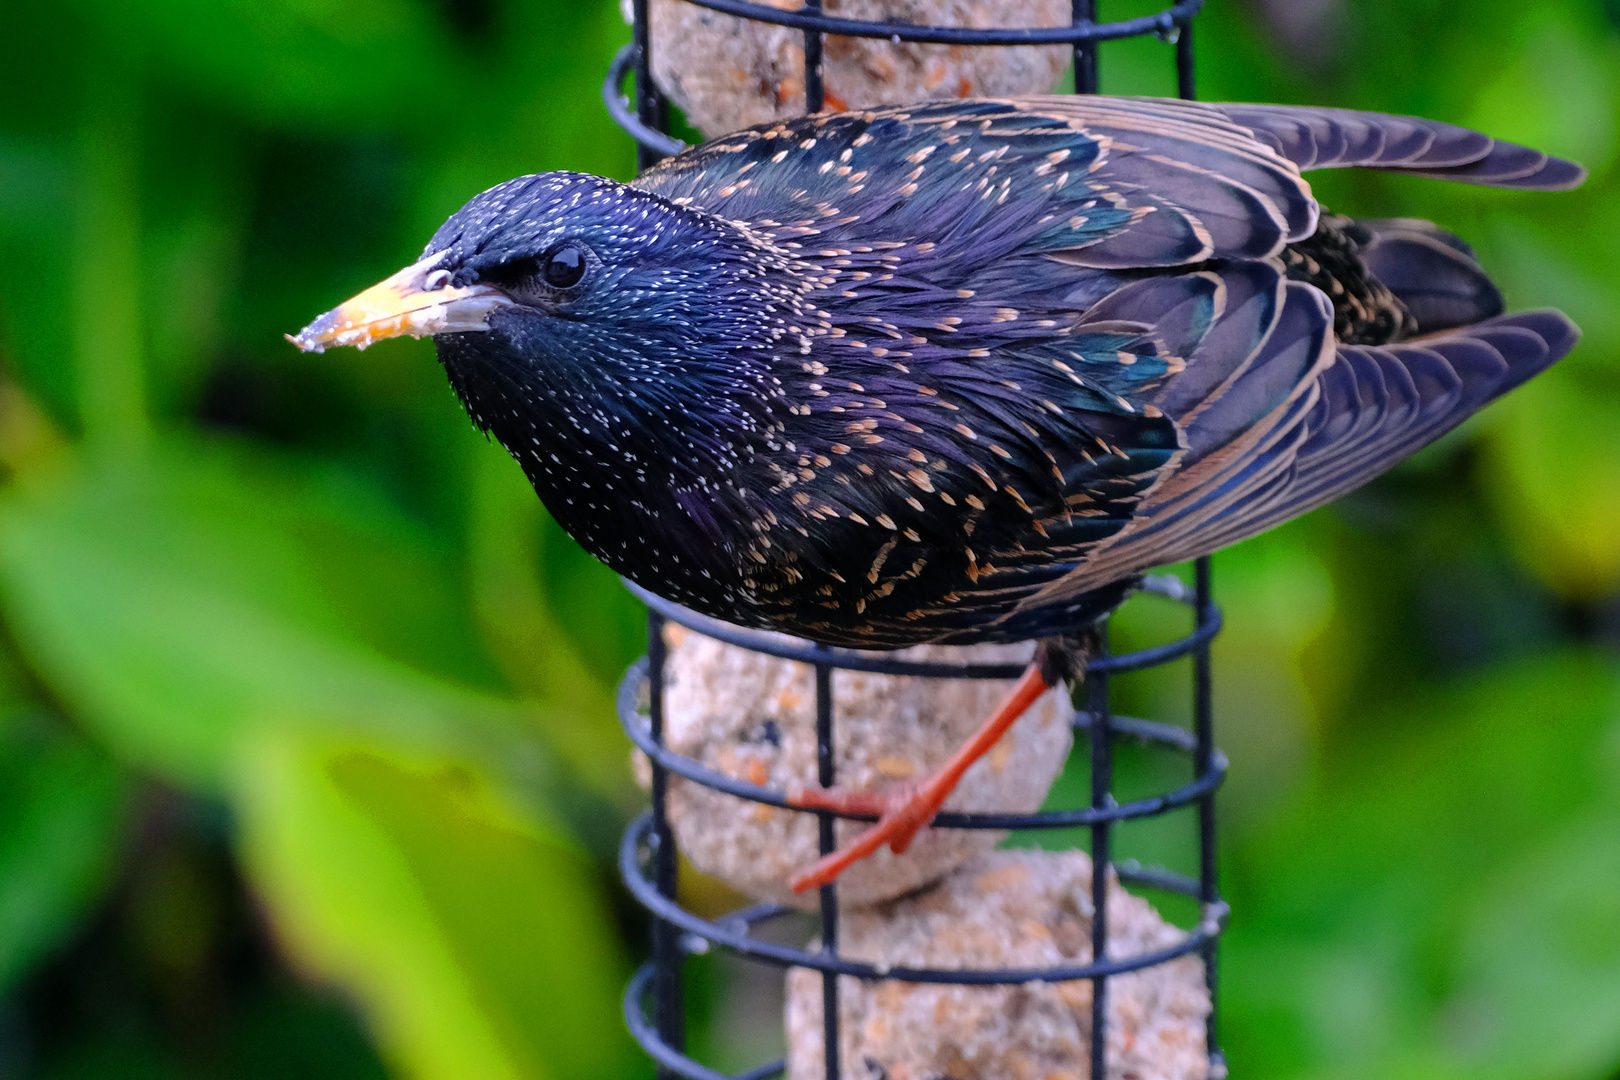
left=287, top=251, right=510, bottom=353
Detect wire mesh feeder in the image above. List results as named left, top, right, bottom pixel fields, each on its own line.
left=607, top=3, right=1221, bottom=1078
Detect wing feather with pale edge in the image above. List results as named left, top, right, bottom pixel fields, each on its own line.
left=1018, top=310, right=1578, bottom=607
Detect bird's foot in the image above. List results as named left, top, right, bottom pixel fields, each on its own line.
left=785, top=780, right=944, bottom=893
left=784, top=662, right=1052, bottom=894
left=786, top=785, right=914, bottom=821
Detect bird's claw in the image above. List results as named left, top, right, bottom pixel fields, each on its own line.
left=785, top=783, right=915, bottom=819
left=783, top=662, right=1052, bottom=893
left=785, top=781, right=944, bottom=893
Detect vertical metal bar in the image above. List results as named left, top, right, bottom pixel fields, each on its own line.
left=637, top=4, right=675, bottom=1062
left=1087, top=626, right=1113, bottom=1080
left=1175, top=16, right=1196, bottom=101
left=803, top=0, right=825, bottom=112
left=1193, top=556, right=1221, bottom=1073
left=800, top=9, right=829, bottom=1068
left=812, top=648, right=840, bottom=1080
left=1178, top=15, right=1215, bottom=1066
left=1073, top=42, right=1107, bottom=1080
left=631, top=0, right=669, bottom=171
left=647, top=612, right=685, bottom=1075
left=1072, top=0, right=1099, bottom=94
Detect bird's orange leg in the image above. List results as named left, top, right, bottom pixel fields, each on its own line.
left=787, top=662, right=1052, bottom=893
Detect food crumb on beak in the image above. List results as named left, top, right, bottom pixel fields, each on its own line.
left=288, top=250, right=507, bottom=353
left=287, top=304, right=447, bottom=353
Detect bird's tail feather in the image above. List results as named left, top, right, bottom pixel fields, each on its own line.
left=1358, top=217, right=1505, bottom=334
left=1212, top=103, right=1587, bottom=191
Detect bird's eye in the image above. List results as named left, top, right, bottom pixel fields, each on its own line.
left=542, top=243, right=588, bottom=289
left=479, top=242, right=592, bottom=300
left=423, top=268, right=454, bottom=291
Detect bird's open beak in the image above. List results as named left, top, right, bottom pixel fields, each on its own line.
left=287, top=251, right=509, bottom=353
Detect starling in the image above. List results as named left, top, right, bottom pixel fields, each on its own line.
left=293, top=97, right=1582, bottom=890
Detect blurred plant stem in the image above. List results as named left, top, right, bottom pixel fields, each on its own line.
left=73, top=42, right=149, bottom=455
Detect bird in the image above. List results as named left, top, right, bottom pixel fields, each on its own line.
left=292, top=95, right=1582, bottom=891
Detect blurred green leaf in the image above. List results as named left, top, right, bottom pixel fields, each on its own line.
left=73, top=41, right=150, bottom=454
left=0, top=710, right=126, bottom=993
left=1223, top=650, right=1620, bottom=1079
left=1207, top=521, right=1337, bottom=827
left=1481, top=364, right=1620, bottom=600
left=65, top=0, right=462, bottom=133
left=0, top=436, right=522, bottom=787
left=1446, top=796, right=1620, bottom=1078
left=1462, top=8, right=1620, bottom=177
left=142, top=124, right=249, bottom=424
left=226, top=983, right=394, bottom=1080
left=466, top=448, right=637, bottom=803
left=33, top=1041, right=183, bottom=1080
left=0, top=138, right=80, bottom=433
left=234, top=727, right=644, bottom=1080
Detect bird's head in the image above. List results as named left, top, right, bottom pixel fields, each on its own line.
left=290, top=172, right=800, bottom=445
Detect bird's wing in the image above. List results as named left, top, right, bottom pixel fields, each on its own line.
left=635, top=96, right=1317, bottom=265
left=742, top=255, right=1321, bottom=646
left=636, top=97, right=1583, bottom=264
left=1190, top=310, right=1578, bottom=549
left=892, top=261, right=1320, bottom=642
left=1017, top=309, right=1578, bottom=605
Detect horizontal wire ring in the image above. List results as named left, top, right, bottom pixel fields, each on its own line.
left=605, top=0, right=1204, bottom=159
left=672, top=0, right=1201, bottom=45
left=605, top=44, right=686, bottom=157
left=622, top=813, right=1227, bottom=982
left=619, top=655, right=1228, bottom=828
left=623, top=576, right=1223, bottom=679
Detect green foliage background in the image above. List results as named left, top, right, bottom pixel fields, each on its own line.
left=0, top=1, right=1616, bottom=1078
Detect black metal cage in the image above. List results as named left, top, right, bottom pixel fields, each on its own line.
left=607, top=5, right=1224, bottom=1078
